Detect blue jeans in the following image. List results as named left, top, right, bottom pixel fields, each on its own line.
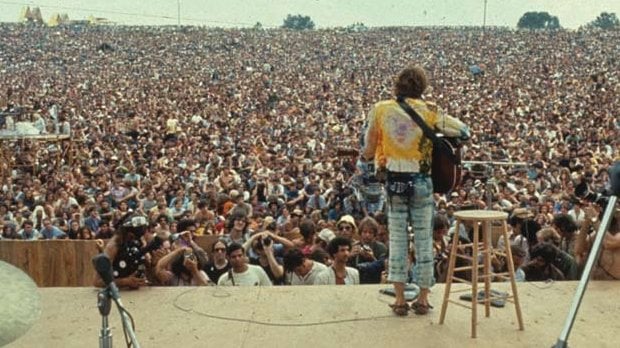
left=364, top=198, right=385, bottom=216
left=386, top=174, right=435, bottom=288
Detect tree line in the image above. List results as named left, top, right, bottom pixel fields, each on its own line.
left=274, top=12, right=619, bottom=31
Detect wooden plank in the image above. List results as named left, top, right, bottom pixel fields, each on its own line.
left=193, top=235, right=220, bottom=259
left=0, top=240, right=100, bottom=287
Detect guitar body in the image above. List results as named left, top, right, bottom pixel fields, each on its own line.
left=431, top=137, right=462, bottom=194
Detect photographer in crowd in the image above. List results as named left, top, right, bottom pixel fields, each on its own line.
left=154, top=242, right=210, bottom=286
left=0, top=24, right=618, bottom=293
left=94, top=213, right=150, bottom=289
left=243, top=230, right=295, bottom=285
left=152, top=225, right=210, bottom=286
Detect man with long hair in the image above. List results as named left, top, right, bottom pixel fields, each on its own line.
left=361, top=66, right=469, bottom=316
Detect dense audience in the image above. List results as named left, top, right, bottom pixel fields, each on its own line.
left=1, top=23, right=618, bottom=286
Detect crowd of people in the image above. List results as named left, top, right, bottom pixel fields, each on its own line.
left=1, top=23, right=619, bottom=294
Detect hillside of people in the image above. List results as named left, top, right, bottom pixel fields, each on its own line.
left=1, top=23, right=619, bottom=286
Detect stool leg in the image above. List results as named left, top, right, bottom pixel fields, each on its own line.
left=439, top=219, right=461, bottom=325
left=483, top=221, right=492, bottom=318
left=471, top=221, right=480, bottom=338
left=502, top=221, right=524, bottom=331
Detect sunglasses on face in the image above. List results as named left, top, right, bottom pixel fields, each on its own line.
left=339, top=225, right=352, bottom=231
left=214, top=247, right=226, bottom=252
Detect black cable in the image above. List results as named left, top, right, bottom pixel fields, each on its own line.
left=114, top=298, right=137, bottom=348
left=526, top=278, right=556, bottom=290
left=172, top=287, right=399, bottom=327
left=118, top=306, right=130, bottom=348
left=122, top=307, right=136, bottom=348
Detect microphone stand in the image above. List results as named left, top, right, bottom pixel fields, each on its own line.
left=97, top=282, right=141, bottom=348
left=97, top=288, right=113, bottom=348
left=553, top=195, right=617, bottom=348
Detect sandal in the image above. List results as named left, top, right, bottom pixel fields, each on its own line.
left=410, top=301, right=433, bottom=315
left=389, top=303, right=410, bottom=316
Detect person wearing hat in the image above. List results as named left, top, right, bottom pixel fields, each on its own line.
left=315, top=228, right=336, bottom=251
left=336, top=215, right=358, bottom=240
left=360, top=66, right=470, bottom=316
left=94, top=212, right=150, bottom=290
left=449, top=191, right=461, bottom=205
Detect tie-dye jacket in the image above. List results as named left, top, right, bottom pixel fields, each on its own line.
left=361, top=97, right=470, bottom=174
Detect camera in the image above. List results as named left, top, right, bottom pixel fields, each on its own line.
left=113, top=239, right=146, bottom=279
left=262, top=236, right=272, bottom=247
left=184, top=249, right=195, bottom=261
left=256, top=235, right=272, bottom=250
left=574, top=178, right=610, bottom=210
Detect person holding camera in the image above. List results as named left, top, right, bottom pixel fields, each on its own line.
left=94, top=213, right=150, bottom=289
left=217, top=243, right=272, bottom=286
left=154, top=242, right=210, bottom=286
left=243, top=231, right=294, bottom=285
left=361, top=66, right=469, bottom=316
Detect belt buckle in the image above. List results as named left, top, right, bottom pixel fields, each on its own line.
left=394, top=182, right=406, bottom=194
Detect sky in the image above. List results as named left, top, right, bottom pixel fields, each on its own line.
left=1, top=0, right=619, bottom=29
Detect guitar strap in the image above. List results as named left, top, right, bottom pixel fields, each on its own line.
left=395, top=96, right=455, bottom=160
left=395, top=96, right=441, bottom=144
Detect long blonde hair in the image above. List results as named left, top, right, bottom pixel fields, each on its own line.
left=31, top=205, right=48, bottom=228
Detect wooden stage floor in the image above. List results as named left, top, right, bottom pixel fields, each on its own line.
left=7, top=282, right=619, bottom=348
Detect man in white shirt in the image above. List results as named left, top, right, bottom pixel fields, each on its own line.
left=218, top=243, right=272, bottom=286
left=314, top=237, right=359, bottom=285
left=283, top=248, right=327, bottom=285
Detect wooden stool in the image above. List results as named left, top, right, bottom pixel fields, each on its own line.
left=438, top=210, right=524, bottom=338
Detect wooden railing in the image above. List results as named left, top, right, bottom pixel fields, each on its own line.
left=0, top=235, right=222, bottom=287
left=0, top=240, right=100, bottom=287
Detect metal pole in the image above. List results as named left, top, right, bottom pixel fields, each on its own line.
left=462, top=160, right=527, bottom=167
left=554, top=195, right=617, bottom=348
left=483, top=0, right=488, bottom=30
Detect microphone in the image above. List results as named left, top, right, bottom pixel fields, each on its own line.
left=92, top=254, right=141, bottom=347
left=92, top=253, right=120, bottom=300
